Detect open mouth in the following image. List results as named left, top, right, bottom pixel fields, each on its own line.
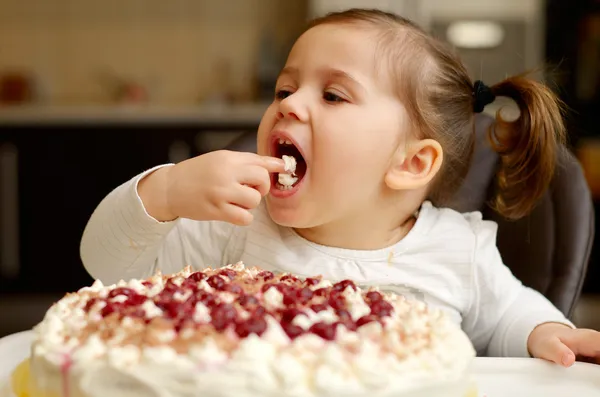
left=272, top=138, right=307, bottom=190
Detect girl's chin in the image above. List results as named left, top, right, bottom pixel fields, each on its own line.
left=265, top=200, right=305, bottom=228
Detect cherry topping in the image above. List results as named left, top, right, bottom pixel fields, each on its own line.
left=280, top=274, right=299, bottom=283
left=235, top=316, right=267, bottom=338
left=222, top=283, right=243, bottom=295
left=297, top=288, right=314, bottom=304
left=328, top=291, right=346, bottom=311
left=194, top=291, right=217, bottom=307
left=181, top=278, right=199, bottom=291
left=281, top=322, right=304, bottom=339
left=237, top=294, right=259, bottom=307
left=309, top=322, right=337, bottom=341
left=163, top=279, right=181, bottom=294
left=210, top=303, right=238, bottom=331
left=84, top=298, right=99, bottom=312
left=304, top=277, right=321, bottom=286
left=280, top=308, right=304, bottom=324
left=333, top=279, right=356, bottom=292
left=252, top=306, right=267, bottom=317
left=161, top=300, right=186, bottom=319
left=313, top=288, right=330, bottom=297
left=257, top=271, right=274, bottom=281
left=336, top=309, right=352, bottom=323
left=261, top=283, right=275, bottom=293
left=218, top=269, right=237, bottom=281
left=366, top=291, right=383, bottom=303
left=207, top=275, right=226, bottom=290
left=188, top=272, right=207, bottom=282
left=356, top=315, right=379, bottom=327
left=125, top=294, right=147, bottom=307
left=142, top=281, right=154, bottom=288
left=100, top=302, right=123, bottom=317
left=370, top=300, right=393, bottom=317
left=108, top=287, right=136, bottom=299
left=310, top=303, right=329, bottom=313
left=130, top=308, right=146, bottom=319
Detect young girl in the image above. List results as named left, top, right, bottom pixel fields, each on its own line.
left=81, top=9, right=600, bottom=366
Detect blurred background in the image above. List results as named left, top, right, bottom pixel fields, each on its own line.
left=0, top=0, right=599, bottom=337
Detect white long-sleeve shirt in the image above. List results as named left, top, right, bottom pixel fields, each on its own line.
left=80, top=166, right=573, bottom=358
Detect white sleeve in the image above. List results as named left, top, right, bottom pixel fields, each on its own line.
left=461, top=215, right=575, bottom=357
left=80, top=165, right=238, bottom=285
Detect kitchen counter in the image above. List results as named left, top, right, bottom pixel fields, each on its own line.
left=0, top=103, right=270, bottom=126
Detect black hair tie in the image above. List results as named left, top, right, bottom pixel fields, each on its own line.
left=472, top=80, right=495, bottom=113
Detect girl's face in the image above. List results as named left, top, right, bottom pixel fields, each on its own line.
left=257, top=23, right=410, bottom=230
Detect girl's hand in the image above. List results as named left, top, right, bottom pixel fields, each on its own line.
left=527, top=322, right=600, bottom=367
left=138, top=150, right=285, bottom=225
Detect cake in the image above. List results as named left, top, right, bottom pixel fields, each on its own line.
left=11, top=262, right=477, bottom=397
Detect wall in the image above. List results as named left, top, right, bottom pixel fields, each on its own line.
left=0, top=0, right=307, bottom=105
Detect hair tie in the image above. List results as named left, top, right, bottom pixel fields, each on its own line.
left=472, top=80, right=495, bottom=113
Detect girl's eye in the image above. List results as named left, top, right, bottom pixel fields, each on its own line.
left=323, top=92, right=345, bottom=103
left=275, top=89, right=292, bottom=100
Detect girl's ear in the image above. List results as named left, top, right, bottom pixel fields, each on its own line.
left=385, top=139, right=443, bottom=190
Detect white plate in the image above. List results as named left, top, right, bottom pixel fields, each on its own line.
left=0, top=331, right=599, bottom=397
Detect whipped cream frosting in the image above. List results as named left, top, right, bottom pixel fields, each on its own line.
left=24, top=262, right=476, bottom=397
left=278, top=155, right=298, bottom=187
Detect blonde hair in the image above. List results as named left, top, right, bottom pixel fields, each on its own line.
left=308, top=9, right=566, bottom=220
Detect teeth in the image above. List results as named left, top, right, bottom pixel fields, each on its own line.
left=276, top=183, right=293, bottom=190
left=285, top=140, right=292, bottom=145
left=277, top=138, right=293, bottom=146
left=279, top=138, right=285, bottom=144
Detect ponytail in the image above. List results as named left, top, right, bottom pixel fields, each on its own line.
left=487, top=74, right=566, bottom=220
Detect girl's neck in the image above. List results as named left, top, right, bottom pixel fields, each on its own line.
left=293, top=196, right=421, bottom=251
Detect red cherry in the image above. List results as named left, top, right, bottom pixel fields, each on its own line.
left=333, top=279, right=356, bottom=292
left=210, top=303, right=238, bottom=331
left=142, top=281, right=153, bottom=288
left=223, top=283, right=243, bottom=295
left=366, top=291, right=382, bottom=303
left=313, top=288, right=330, bottom=297
left=181, top=278, right=199, bottom=292
left=100, top=302, right=122, bottom=317
left=218, top=269, right=237, bottom=281
left=195, top=291, right=217, bottom=307
left=84, top=298, right=99, bottom=312
left=356, top=315, right=379, bottom=327
left=163, top=279, right=182, bottom=295
left=338, top=320, right=357, bottom=331
left=280, top=308, right=304, bottom=324
left=237, top=294, right=259, bottom=307
left=309, top=322, right=337, bottom=341
left=108, top=287, right=136, bottom=299
left=207, top=275, right=226, bottom=290
left=280, top=274, right=299, bottom=283
left=370, top=300, right=393, bottom=317
left=162, top=301, right=183, bottom=319
left=304, top=277, right=320, bottom=287
left=328, top=291, right=346, bottom=311
left=235, top=316, right=267, bottom=338
left=252, top=306, right=267, bottom=317
left=277, top=283, right=294, bottom=296
left=297, top=288, right=314, bottom=304
left=310, top=303, right=328, bottom=313
left=130, top=308, right=146, bottom=319
left=188, top=272, right=207, bottom=282
left=281, top=322, right=304, bottom=339
left=336, top=309, right=351, bottom=322
left=125, top=294, right=147, bottom=307
left=257, top=271, right=274, bottom=281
